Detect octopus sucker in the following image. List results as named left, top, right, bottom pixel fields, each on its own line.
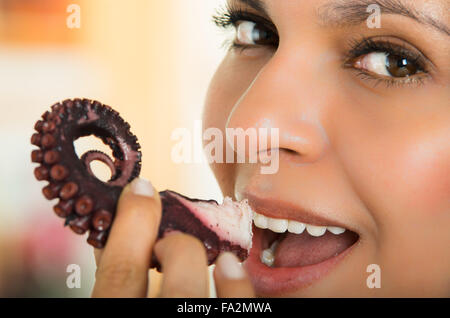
left=31, top=149, right=44, bottom=163
left=54, top=200, right=74, bottom=218
left=31, top=98, right=253, bottom=269
left=43, top=150, right=60, bottom=164
left=30, top=98, right=140, bottom=248
left=43, top=183, right=61, bottom=200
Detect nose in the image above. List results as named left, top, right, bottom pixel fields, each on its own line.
left=226, top=50, right=330, bottom=164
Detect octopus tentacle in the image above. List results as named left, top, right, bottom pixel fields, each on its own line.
left=31, top=98, right=253, bottom=270
left=31, top=98, right=141, bottom=248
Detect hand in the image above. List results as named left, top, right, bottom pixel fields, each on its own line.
left=91, top=178, right=255, bottom=298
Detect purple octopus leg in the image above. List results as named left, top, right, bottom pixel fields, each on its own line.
left=31, top=99, right=252, bottom=270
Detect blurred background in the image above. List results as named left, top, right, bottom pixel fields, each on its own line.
left=0, top=0, right=229, bottom=297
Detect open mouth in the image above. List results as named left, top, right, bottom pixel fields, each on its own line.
left=243, top=209, right=360, bottom=296
left=254, top=212, right=359, bottom=268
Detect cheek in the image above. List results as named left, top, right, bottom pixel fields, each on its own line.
left=376, top=129, right=450, bottom=290
left=203, top=52, right=272, bottom=131
left=331, top=92, right=450, bottom=231
left=364, top=124, right=450, bottom=224
left=204, top=57, right=249, bottom=133
left=202, top=57, right=248, bottom=194
left=397, top=130, right=450, bottom=214
left=202, top=54, right=269, bottom=194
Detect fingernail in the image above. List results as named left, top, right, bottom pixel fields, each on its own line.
left=163, top=230, right=183, bottom=237
left=130, top=177, right=154, bottom=197
left=217, top=252, right=245, bottom=280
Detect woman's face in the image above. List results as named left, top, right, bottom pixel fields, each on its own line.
left=203, top=0, right=449, bottom=297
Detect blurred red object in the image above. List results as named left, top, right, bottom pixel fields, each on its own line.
left=20, top=214, right=77, bottom=271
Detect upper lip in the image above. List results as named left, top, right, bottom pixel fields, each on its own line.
left=243, top=191, right=352, bottom=230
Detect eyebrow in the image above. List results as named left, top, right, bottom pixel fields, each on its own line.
left=235, top=0, right=449, bottom=36
left=319, top=0, right=450, bottom=36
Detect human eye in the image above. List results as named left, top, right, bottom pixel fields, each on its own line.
left=344, top=37, right=432, bottom=88
left=213, top=7, right=433, bottom=88
left=212, top=4, right=279, bottom=53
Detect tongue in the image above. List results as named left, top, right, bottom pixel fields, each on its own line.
left=274, top=231, right=358, bottom=267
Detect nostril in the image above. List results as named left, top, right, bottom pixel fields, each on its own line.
left=276, top=148, right=309, bottom=165
left=282, top=148, right=297, bottom=155
left=277, top=122, right=329, bottom=164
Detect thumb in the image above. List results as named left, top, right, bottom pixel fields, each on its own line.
left=213, top=252, right=255, bottom=298
left=93, top=177, right=162, bottom=266
left=92, top=177, right=162, bottom=297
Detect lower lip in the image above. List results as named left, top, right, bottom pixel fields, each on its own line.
left=243, top=226, right=357, bottom=296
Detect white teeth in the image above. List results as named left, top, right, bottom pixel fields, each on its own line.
left=327, top=226, right=346, bottom=235
left=253, top=213, right=268, bottom=229
left=261, top=248, right=275, bottom=267
left=260, top=239, right=279, bottom=267
left=305, top=224, right=327, bottom=237
left=255, top=212, right=349, bottom=266
left=267, top=218, right=288, bottom=233
left=253, top=212, right=346, bottom=238
left=287, top=220, right=306, bottom=234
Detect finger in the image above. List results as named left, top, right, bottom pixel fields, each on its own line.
left=93, top=248, right=104, bottom=280
left=154, top=232, right=209, bottom=298
left=91, top=177, right=162, bottom=298
left=93, top=247, right=103, bottom=267
left=213, top=252, right=255, bottom=298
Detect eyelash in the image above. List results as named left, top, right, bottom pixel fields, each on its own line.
left=212, top=5, right=431, bottom=88
left=344, top=37, right=429, bottom=87
left=212, top=4, right=278, bottom=51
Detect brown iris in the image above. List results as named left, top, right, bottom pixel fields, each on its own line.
left=236, top=20, right=277, bottom=46
left=386, top=54, right=418, bottom=77
left=253, top=26, right=276, bottom=45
